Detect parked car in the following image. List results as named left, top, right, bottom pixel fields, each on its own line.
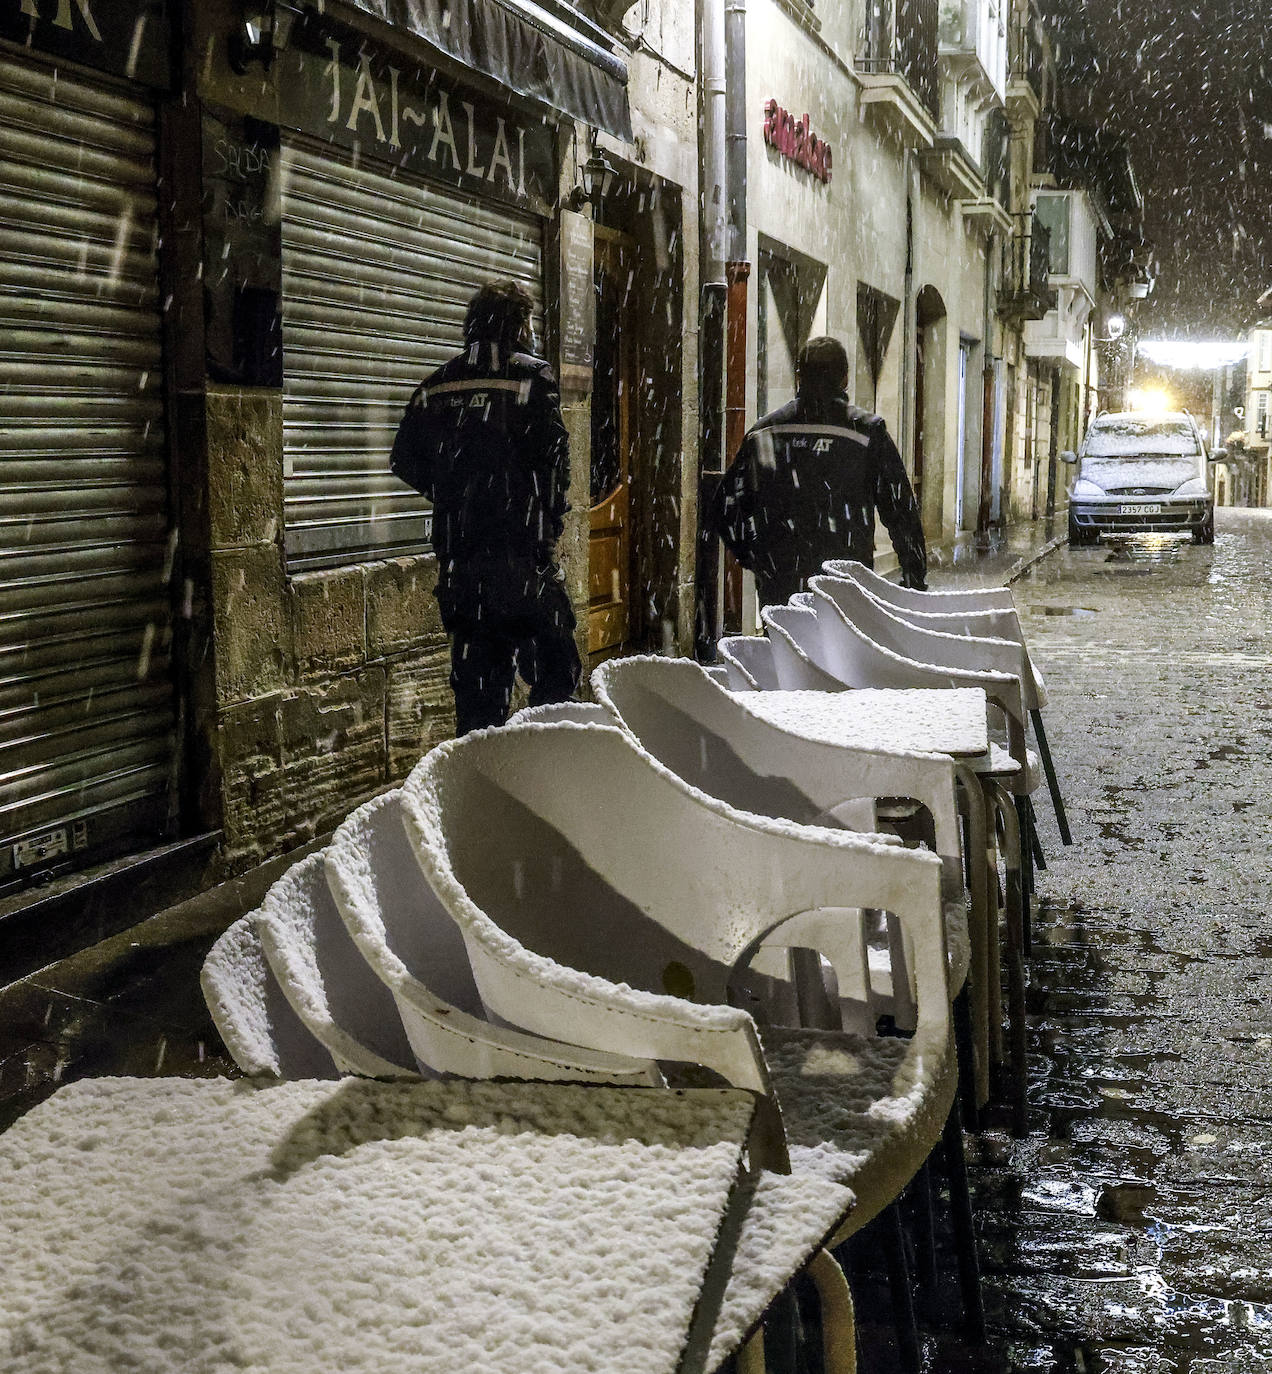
left=1063, top=411, right=1221, bottom=546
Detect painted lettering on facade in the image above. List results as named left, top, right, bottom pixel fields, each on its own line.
left=3, top=0, right=171, bottom=87
left=301, top=33, right=550, bottom=212
left=763, top=99, right=833, bottom=184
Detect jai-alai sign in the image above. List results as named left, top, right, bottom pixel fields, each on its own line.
left=280, top=17, right=558, bottom=217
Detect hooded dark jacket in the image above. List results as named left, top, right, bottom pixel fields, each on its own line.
left=389, top=341, right=571, bottom=627
left=708, top=390, right=927, bottom=598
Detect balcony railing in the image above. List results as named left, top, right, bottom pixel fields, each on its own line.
left=1007, top=0, right=1046, bottom=99
left=858, top=0, right=941, bottom=123
left=998, top=211, right=1054, bottom=321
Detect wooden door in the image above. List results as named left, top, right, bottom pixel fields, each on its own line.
left=588, top=230, right=638, bottom=654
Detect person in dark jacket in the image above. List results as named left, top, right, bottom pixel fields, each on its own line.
left=389, top=280, right=580, bottom=735
left=708, top=335, right=927, bottom=606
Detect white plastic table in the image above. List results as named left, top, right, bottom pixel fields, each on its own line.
left=734, top=687, right=990, bottom=758
left=0, top=1077, right=854, bottom=1374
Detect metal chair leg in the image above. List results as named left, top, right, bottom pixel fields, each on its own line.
left=762, top=1288, right=800, bottom=1374
left=881, top=1202, right=922, bottom=1374
left=942, top=1100, right=987, bottom=1343
left=955, top=766, right=992, bottom=1114
left=1014, top=796, right=1035, bottom=955
left=980, top=780, right=1005, bottom=1071
left=953, top=987, right=979, bottom=1125
left=910, top=1163, right=939, bottom=1294
left=1030, top=708, right=1072, bottom=845
left=1026, top=795, right=1047, bottom=872
left=993, top=788, right=1030, bottom=1138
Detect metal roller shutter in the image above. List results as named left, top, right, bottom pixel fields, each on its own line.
left=280, top=137, right=545, bottom=571
left=0, top=49, right=177, bottom=885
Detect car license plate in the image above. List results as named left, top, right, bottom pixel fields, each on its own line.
left=1120, top=503, right=1160, bottom=514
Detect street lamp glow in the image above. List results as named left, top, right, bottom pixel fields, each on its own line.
left=1137, top=339, right=1249, bottom=370
left=1127, top=386, right=1173, bottom=413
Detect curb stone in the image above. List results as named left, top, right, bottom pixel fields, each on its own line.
left=1006, top=534, right=1067, bottom=585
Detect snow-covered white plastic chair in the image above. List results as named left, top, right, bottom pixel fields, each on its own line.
left=325, top=789, right=662, bottom=1086
left=591, top=654, right=995, bottom=1109
left=721, top=606, right=1011, bottom=1111
left=834, top=561, right=1071, bottom=848
left=401, top=719, right=956, bottom=1214
left=810, top=574, right=1034, bottom=1125
left=808, top=575, right=1030, bottom=774
left=759, top=606, right=845, bottom=691
left=832, top=562, right=1045, bottom=709
left=591, top=653, right=970, bottom=1000
left=507, top=699, right=607, bottom=725
left=200, top=915, right=338, bottom=1079
left=822, top=559, right=1015, bottom=613
left=254, top=852, right=418, bottom=1078
left=717, top=633, right=782, bottom=691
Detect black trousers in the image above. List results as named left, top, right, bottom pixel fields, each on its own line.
left=756, top=570, right=804, bottom=610
left=447, top=581, right=581, bottom=736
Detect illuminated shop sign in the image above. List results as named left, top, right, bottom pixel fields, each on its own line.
left=762, top=99, right=832, bottom=184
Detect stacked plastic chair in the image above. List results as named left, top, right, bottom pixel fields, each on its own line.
left=402, top=719, right=979, bottom=1368
left=202, top=712, right=990, bottom=1371
left=722, top=570, right=1041, bottom=1136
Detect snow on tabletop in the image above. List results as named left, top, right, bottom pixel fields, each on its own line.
left=0, top=1077, right=755, bottom=1374
left=736, top=689, right=989, bottom=756
left=705, top=1170, right=855, bottom=1371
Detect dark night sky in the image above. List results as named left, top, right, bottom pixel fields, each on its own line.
left=1040, top=1, right=1272, bottom=337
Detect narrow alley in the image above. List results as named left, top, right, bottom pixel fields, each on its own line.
left=910, top=510, right=1272, bottom=1371
left=5, top=516, right=1271, bottom=1372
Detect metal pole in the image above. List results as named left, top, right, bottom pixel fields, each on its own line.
left=694, top=0, right=729, bottom=657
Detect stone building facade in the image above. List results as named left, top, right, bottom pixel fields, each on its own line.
left=0, top=0, right=1150, bottom=971
left=0, top=0, right=703, bottom=969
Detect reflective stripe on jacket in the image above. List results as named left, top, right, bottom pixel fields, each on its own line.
left=708, top=392, right=928, bottom=591
left=389, top=341, right=571, bottom=589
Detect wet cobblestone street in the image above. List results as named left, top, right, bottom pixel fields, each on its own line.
left=3, top=512, right=1272, bottom=1372
left=911, top=509, right=1272, bottom=1372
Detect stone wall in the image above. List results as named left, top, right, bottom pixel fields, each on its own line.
left=186, top=0, right=702, bottom=875
left=203, top=388, right=454, bottom=871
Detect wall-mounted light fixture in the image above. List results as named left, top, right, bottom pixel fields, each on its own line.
left=229, top=2, right=278, bottom=74
left=567, top=130, right=617, bottom=213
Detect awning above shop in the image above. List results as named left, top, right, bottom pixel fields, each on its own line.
left=331, top=0, right=632, bottom=139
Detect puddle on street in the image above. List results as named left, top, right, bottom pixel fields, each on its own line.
left=1101, top=535, right=1190, bottom=566
left=1098, top=1182, right=1158, bottom=1226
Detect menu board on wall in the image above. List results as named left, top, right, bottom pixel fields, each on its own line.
left=558, top=210, right=595, bottom=393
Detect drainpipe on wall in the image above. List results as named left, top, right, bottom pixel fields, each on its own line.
left=694, top=0, right=729, bottom=658
left=899, top=148, right=917, bottom=475
left=976, top=230, right=997, bottom=543
left=722, top=0, right=749, bottom=631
